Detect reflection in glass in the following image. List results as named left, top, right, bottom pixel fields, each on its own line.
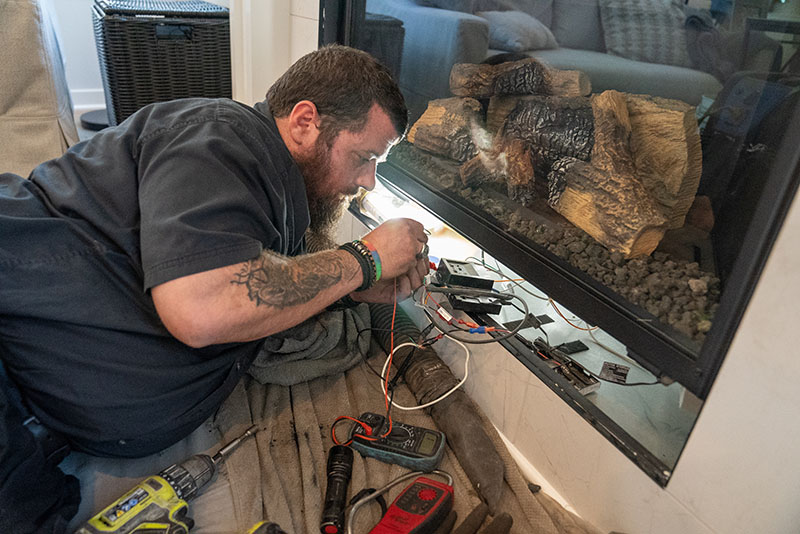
left=361, top=0, right=799, bottom=364
left=345, top=0, right=800, bottom=481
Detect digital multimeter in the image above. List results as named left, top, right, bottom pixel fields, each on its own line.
left=350, top=413, right=446, bottom=472
left=369, top=476, right=453, bottom=534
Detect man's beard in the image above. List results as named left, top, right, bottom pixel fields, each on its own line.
left=296, top=139, right=355, bottom=239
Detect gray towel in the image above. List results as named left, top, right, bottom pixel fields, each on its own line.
left=248, top=305, right=371, bottom=386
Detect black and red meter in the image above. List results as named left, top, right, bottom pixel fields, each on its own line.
left=370, top=476, right=453, bottom=534
left=346, top=470, right=454, bottom=534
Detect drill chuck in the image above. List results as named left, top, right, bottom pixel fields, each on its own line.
left=160, top=454, right=216, bottom=502
left=75, top=425, right=259, bottom=534
left=161, top=424, right=258, bottom=501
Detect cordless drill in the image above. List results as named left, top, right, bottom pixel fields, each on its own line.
left=74, top=425, right=258, bottom=534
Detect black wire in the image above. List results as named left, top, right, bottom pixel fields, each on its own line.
left=386, top=387, right=396, bottom=420
left=538, top=324, right=550, bottom=345
left=508, top=300, right=550, bottom=345
left=388, top=346, right=416, bottom=392
left=349, top=489, right=388, bottom=517
left=355, top=326, right=417, bottom=381
left=539, top=337, right=661, bottom=388
left=583, top=367, right=661, bottom=387
left=423, top=285, right=529, bottom=344
left=355, top=327, right=387, bottom=380
left=465, top=255, right=548, bottom=301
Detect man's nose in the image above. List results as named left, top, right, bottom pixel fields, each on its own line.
left=355, top=160, right=377, bottom=191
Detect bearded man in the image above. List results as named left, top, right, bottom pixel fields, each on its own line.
left=0, top=45, right=428, bottom=532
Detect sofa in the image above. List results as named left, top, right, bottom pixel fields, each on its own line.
left=366, top=0, right=774, bottom=120
left=0, top=0, right=79, bottom=178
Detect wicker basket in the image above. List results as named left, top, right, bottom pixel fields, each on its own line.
left=92, top=0, right=231, bottom=126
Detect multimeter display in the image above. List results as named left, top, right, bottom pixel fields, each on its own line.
left=418, top=432, right=437, bottom=456
left=350, top=413, right=446, bottom=472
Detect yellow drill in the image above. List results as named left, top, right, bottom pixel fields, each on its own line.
left=74, top=425, right=258, bottom=534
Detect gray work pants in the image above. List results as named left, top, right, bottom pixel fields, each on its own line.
left=61, top=418, right=242, bottom=534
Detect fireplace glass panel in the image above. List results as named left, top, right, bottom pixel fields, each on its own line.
left=326, top=1, right=800, bottom=395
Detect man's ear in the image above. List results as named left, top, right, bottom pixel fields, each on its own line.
left=286, top=100, right=321, bottom=149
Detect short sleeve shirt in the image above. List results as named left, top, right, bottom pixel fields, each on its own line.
left=0, top=98, right=309, bottom=457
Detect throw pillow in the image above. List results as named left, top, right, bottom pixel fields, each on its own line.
left=477, top=10, right=558, bottom=52
left=599, top=0, right=691, bottom=68
left=551, top=0, right=606, bottom=52
left=475, top=0, right=555, bottom=28
left=414, top=0, right=477, bottom=13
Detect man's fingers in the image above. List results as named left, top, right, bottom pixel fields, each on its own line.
left=395, top=274, right=412, bottom=301
left=406, top=269, right=422, bottom=292
left=417, top=257, right=430, bottom=279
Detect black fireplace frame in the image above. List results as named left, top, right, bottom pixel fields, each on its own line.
left=318, top=0, right=800, bottom=400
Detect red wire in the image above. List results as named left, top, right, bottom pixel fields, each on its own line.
left=331, top=415, right=379, bottom=446
left=330, top=280, right=399, bottom=445
left=380, top=279, right=398, bottom=438
left=549, top=299, right=597, bottom=331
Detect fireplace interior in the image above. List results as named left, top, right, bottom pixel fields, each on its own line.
left=321, top=0, right=800, bottom=483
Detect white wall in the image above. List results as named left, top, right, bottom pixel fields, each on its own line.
left=47, top=0, right=298, bottom=112
left=228, top=0, right=317, bottom=105
left=46, top=0, right=103, bottom=112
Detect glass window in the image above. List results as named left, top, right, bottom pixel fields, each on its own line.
left=324, top=0, right=800, bottom=483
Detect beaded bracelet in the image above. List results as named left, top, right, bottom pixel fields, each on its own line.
left=350, top=240, right=378, bottom=286
left=359, top=239, right=382, bottom=282
left=339, top=241, right=376, bottom=291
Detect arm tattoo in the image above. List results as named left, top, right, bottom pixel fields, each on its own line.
left=230, top=250, right=353, bottom=308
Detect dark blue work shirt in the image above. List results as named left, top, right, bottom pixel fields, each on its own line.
left=0, top=98, right=309, bottom=457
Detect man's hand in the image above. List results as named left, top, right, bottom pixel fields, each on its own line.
left=351, top=254, right=430, bottom=304
left=361, top=218, right=427, bottom=280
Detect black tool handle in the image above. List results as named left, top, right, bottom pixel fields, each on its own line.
left=320, top=445, right=354, bottom=534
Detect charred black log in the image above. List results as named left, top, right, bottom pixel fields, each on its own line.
left=500, top=97, right=595, bottom=175
left=493, top=59, right=551, bottom=96
left=547, top=156, right=574, bottom=208
left=450, top=58, right=591, bottom=99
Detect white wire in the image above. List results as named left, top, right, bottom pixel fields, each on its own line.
left=380, top=340, right=470, bottom=411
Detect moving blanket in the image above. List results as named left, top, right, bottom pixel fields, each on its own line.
left=220, top=358, right=603, bottom=534
left=62, top=308, right=601, bottom=534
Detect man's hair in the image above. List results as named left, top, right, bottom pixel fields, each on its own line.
left=267, top=45, right=408, bottom=143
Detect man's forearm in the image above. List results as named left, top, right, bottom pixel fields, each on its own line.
left=151, top=248, right=364, bottom=347
left=231, top=249, right=354, bottom=308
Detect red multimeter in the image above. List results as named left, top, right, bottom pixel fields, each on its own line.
left=369, top=476, right=453, bottom=534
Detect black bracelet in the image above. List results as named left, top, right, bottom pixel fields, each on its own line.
left=326, top=294, right=360, bottom=311
left=339, top=241, right=376, bottom=291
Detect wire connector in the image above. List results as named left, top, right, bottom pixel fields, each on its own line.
left=436, top=307, right=454, bottom=324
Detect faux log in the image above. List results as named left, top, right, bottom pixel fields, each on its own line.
left=460, top=136, right=537, bottom=205
left=624, top=94, right=703, bottom=229
left=547, top=91, right=668, bottom=258
left=498, top=96, right=594, bottom=175
left=460, top=153, right=502, bottom=187
left=407, top=97, right=485, bottom=162
left=494, top=135, right=537, bottom=205
left=450, top=58, right=591, bottom=99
